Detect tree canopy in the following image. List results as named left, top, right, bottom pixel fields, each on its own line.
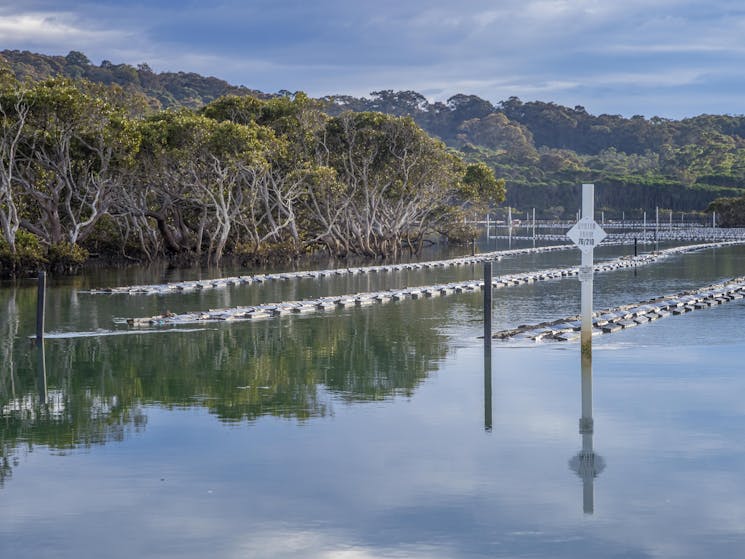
left=0, top=76, right=497, bottom=275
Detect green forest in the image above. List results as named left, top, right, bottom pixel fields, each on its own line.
left=0, top=52, right=503, bottom=276
left=324, top=91, right=745, bottom=220
left=3, top=48, right=745, bottom=275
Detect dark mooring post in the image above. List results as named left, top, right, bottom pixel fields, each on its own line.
left=36, top=271, right=46, bottom=344
left=483, top=261, right=492, bottom=342
left=483, top=260, right=493, bottom=432
left=471, top=237, right=476, bottom=256
left=634, top=237, right=637, bottom=257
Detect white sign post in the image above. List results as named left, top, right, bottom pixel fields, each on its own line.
left=566, top=184, right=607, bottom=358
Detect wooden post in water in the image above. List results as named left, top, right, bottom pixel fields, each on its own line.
left=36, top=271, right=46, bottom=344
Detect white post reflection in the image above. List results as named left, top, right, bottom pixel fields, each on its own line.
left=569, top=353, right=605, bottom=514
left=508, top=207, right=512, bottom=249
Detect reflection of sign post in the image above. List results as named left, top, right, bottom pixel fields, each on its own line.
left=566, top=184, right=606, bottom=358
left=567, top=184, right=606, bottom=515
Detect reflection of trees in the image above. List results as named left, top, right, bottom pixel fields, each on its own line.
left=0, top=282, right=149, bottom=485
left=1, top=300, right=449, bottom=485
left=0, top=287, right=21, bottom=487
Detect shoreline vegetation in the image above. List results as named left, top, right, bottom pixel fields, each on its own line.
left=0, top=65, right=504, bottom=278
left=6, top=49, right=745, bottom=276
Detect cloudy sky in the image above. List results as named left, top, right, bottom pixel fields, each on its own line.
left=2, top=0, right=744, bottom=118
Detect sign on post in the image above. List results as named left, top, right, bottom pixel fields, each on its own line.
left=566, top=184, right=604, bottom=357
left=567, top=216, right=607, bottom=261
left=578, top=265, right=594, bottom=282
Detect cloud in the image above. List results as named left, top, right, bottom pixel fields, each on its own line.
left=0, top=11, right=130, bottom=46
left=1, top=1, right=745, bottom=116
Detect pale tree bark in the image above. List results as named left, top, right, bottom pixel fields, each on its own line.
left=0, top=93, right=28, bottom=254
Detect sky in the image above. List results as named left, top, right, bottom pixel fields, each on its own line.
left=1, top=0, right=745, bottom=119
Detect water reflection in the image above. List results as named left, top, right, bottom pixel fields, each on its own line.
left=484, top=261, right=493, bottom=432
left=484, top=342, right=492, bottom=432
left=0, top=302, right=450, bottom=487
left=36, top=341, right=47, bottom=406
left=569, top=354, right=606, bottom=514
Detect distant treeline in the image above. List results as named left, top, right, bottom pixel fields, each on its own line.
left=1, top=49, right=269, bottom=109
left=324, top=91, right=745, bottom=218
left=4, top=49, right=745, bottom=235
left=0, top=65, right=502, bottom=276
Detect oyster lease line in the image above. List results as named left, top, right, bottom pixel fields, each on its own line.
left=116, top=241, right=741, bottom=327
left=91, top=244, right=576, bottom=295
left=493, top=276, right=745, bottom=343
left=88, top=237, right=745, bottom=296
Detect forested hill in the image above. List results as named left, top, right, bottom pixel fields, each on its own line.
left=324, top=91, right=745, bottom=216
left=5, top=49, right=745, bottom=217
left=325, top=90, right=745, bottom=157
left=1, top=49, right=269, bottom=109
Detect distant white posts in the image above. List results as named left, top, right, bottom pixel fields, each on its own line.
left=532, top=208, right=536, bottom=241
left=508, top=207, right=513, bottom=248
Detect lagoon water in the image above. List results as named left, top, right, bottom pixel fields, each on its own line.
left=2, top=241, right=745, bottom=558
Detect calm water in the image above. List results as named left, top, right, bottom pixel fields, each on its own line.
left=2, top=242, right=745, bottom=558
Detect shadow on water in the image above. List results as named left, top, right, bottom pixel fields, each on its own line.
left=0, top=295, right=450, bottom=487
